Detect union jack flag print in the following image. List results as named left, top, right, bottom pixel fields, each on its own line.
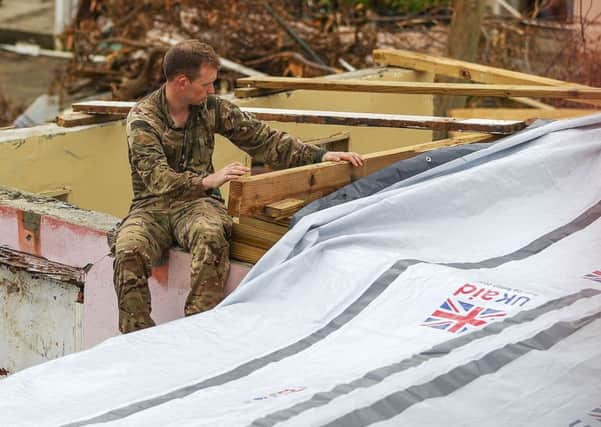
left=421, top=298, right=507, bottom=333
left=583, top=270, right=601, bottom=284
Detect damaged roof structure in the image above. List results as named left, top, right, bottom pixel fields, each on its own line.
left=0, top=0, right=600, bottom=425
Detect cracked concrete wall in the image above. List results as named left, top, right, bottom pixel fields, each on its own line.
left=0, top=265, right=83, bottom=374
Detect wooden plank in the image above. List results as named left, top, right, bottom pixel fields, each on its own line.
left=228, top=161, right=352, bottom=217
left=243, top=107, right=525, bottom=134
left=238, top=216, right=289, bottom=235
left=236, top=77, right=601, bottom=100
left=373, top=48, right=571, bottom=86
left=303, top=132, right=350, bottom=152
left=228, top=133, right=494, bottom=217
left=449, top=108, right=598, bottom=121
left=56, top=112, right=123, bottom=127
left=234, top=66, right=388, bottom=99
left=72, top=100, right=134, bottom=115
left=234, top=87, right=285, bottom=98
left=231, top=222, right=283, bottom=250
left=353, top=133, right=495, bottom=179
left=72, top=101, right=526, bottom=134
left=264, top=198, right=305, bottom=218
left=230, top=241, right=266, bottom=264
left=373, top=48, right=601, bottom=107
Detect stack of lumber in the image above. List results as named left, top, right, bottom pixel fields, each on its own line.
left=225, top=132, right=496, bottom=263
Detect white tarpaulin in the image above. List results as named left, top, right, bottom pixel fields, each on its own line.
left=1, top=114, right=601, bottom=427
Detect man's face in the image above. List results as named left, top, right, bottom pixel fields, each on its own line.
left=185, top=65, right=217, bottom=105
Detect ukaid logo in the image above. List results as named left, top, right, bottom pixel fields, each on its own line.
left=583, top=270, right=601, bottom=284
left=421, top=283, right=536, bottom=334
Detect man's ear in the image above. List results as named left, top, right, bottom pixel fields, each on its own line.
left=173, top=74, right=188, bottom=89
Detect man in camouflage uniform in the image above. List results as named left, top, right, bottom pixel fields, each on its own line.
left=114, top=40, right=363, bottom=333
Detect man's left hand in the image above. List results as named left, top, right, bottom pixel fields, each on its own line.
left=322, top=151, right=364, bottom=167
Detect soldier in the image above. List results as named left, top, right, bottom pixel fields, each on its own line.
left=113, top=40, right=363, bottom=333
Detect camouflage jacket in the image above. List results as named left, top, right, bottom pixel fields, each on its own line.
left=126, top=85, right=326, bottom=206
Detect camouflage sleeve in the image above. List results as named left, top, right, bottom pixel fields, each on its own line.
left=127, top=117, right=201, bottom=197
left=214, top=97, right=327, bottom=170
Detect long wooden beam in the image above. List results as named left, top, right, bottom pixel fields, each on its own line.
left=71, top=101, right=525, bottom=134
left=449, top=108, right=598, bottom=121
left=227, top=133, right=495, bottom=217
left=56, top=112, right=123, bottom=127
left=373, top=48, right=601, bottom=107
left=373, top=48, right=568, bottom=86
left=236, top=77, right=601, bottom=100
left=244, top=107, right=524, bottom=134
left=72, top=101, right=134, bottom=115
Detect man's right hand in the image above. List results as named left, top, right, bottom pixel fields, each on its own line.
left=200, top=161, right=250, bottom=189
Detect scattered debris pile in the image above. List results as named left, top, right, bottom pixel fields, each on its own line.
left=54, top=1, right=601, bottom=108
left=59, top=0, right=389, bottom=100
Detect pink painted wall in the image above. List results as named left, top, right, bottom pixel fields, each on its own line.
left=0, top=206, right=250, bottom=349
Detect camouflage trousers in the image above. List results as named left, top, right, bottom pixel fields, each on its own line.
left=113, top=197, right=232, bottom=333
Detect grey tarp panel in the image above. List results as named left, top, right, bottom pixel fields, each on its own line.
left=292, top=121, right=550, bottom=226
left=291, top=142, right=493, bottom=226
left=0, top=115, right=600, bottom=427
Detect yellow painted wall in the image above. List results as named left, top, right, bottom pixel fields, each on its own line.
left=0, top=67, right=433, bottom=218
left=0, top=122, right=250, bottom=218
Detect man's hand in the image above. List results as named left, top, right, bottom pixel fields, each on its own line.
left=322, top=151, right=364, bottom=167
left=200, top=161, right=250, bottom=189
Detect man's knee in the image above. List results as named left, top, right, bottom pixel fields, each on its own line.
left=113, top=248, right=151, bottom=286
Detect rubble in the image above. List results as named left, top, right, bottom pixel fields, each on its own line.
left=58, top=1, right=453, bottom=100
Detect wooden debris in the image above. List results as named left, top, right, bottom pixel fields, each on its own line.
left=0, top=245, right=85, bottom=287
left=237, top=76, right=601, bottom=100
left=264, top=198, right=305, bottom=218
left=56, top=112, right=124, bottom=127
left=72, top=101, right=526, bottom=134
left=228, top=133, right=495, bottom=217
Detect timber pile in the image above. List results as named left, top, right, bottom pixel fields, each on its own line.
left=226, top=132, right=496, bottom=263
